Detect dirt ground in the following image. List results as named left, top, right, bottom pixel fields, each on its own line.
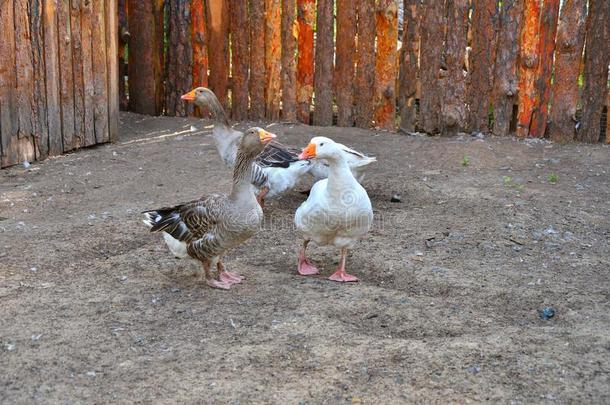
left=1, top=112, right=609, bottom=404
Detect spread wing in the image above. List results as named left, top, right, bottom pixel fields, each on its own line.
left=255, top=141, right=300, bottom=168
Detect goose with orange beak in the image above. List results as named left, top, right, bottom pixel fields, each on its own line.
left=144, top=128, right=276, bottom=289
left=294, top=137, right=374, bottom=282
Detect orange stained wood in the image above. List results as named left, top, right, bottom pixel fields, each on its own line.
left=192, top=0, right=208, bottom=88
left=296, top=0, right=315, bottom=124
left=265, top=0, right=282, bottom=120
left=374, top=0, right=398, bottom=131
left=517, top=0, right=541, bottom=137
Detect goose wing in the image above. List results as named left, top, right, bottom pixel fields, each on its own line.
left=255, top=141, right=300, bottom=168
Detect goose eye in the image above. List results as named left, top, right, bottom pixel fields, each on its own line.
left=319, top=142, right=324, bottom=147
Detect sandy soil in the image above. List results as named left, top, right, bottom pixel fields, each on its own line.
left=1, top=112, right=609, bottom=404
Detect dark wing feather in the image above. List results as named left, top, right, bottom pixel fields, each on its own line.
left=255, top=141, right=300, bottom=168
left=144, top=197, right=219, bottom=242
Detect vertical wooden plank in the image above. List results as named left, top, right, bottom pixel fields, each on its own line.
left=30, top=0, right=49, bottom=160
left=57, top=0, right=76, bottom=150
left=127, top=0, right=164, bottom=116
left=467, top=0, right=499, bottom=133
left=529, top=0, right=559, bottom=138
left=207, top=0, right=230, bottom=110
left=398, top=0, right=419, bottom=133
left=14, top=0, right=35, bottom=142
left=516, top=0, right=541, bottom=137
left=374, top=0, right=398, bottom=131
left=335, top=0, right=356, bottom=127
left=441, top=0, right=469, bottom=136
left=92, top=0, right=109, bottom=142
left=118, top=0, right=129, bottom=111
left=313, top=0, right=334, bottom=126
left=0, top=0, right=17, bottom=167
left=296, top=0, right=314, bottom=124
left=249, top=0, right=266, bottom=120
left=106, top=0, right=119, bottom=141
left=548, top=0, right=587, bottom=142
left=281, top=0, right=297, bottom=122
left=71, top=0, right=85, bottom=149
left=165, top=0, right=193, bottom=117
left=192, top=0, right=208, bottom=88
left=43, top=0, right=63, bottom=156
left=230, top=0, right=249, bottom=120
left=491, top=0, right=523, bottom=137
left=419, top=0, right=444, bottom=134
left=578, top=0, right=610, bottom=143
left=265, top=0, right=281, bottom=120
left=354, top=0, right=375, bottom=128
left=81, top=0, right=96, bottom=146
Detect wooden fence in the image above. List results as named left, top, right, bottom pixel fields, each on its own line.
left=0, top=0, right=118, bottom=168
left=124, top=0, right=609, bottom=143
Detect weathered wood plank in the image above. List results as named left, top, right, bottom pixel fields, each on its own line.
left=335, top=0, right=356, bottom=127
left=354, top=0, right=376, bottom=128
left=106, top=0, right=119, bottom=141
left=192, top=0, right=208, bottom=88
left=14, top=0, right=35, bottom=145
left=468, top=0, right=499, bottom=133
left=578, top=0, right=610, bottom=143
left=127, top=0, right=164, bottom=116
left=547, top=0, right=586, bottom=142
left=491, top=0, right=523, bottom=136
left=374, top=0, right=398, bottom=131
left=441, top=0, right=468, bottom=136
left=118, top=0, right=129, bottom=110
left=30, top=0, right=48, bottom=160
left=57, top=0, right=76, bottom=151
left=206, top=0, right=230, bottom=110
left=71, top=0, right=85, bottom=149
left=0, top=0, right=17, bottom=166
left=606, top=89, right=610, bottom=144
left=81, top=0, right=96, bottom=146
left=313, top=0, right=334, bottom=126
left=418, top=0, right=444, bottom=134
left=296, top=0, right=315, bottom=124
left=398, top=0, right=419, bottom=133
left=43, top=0, right=63, bottom=157
left=529, top=0, right=559, bottom=138
left=516, top=0, right=541, bottom=137
left=230, top=0, right=249, bottom=120
left=92, top=0, right=109, bottom=143
left=249, top=0, right=266, bottom=120
left=165, top=0, right=193, bottom=117
left=281, top=0, right=297, bottom=122
left=265, top=0, right=282, bottom=120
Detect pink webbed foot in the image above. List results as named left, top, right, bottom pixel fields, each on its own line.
left=219, top=271, right=244, bottom=285
left=328, top=269, right=359, bottom=283
left=298, top=259, right=319, bottom=276
left=206, top=278, right=232, bottom=290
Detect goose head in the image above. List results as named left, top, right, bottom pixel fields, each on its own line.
left=181, top=87, right=214, bottom=107
left=298, top=137, right=344, bottom=162
left=239, top=127, right=276, bottom=157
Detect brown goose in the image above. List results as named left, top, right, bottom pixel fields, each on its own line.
left=143, top=128, right=276, bottom=289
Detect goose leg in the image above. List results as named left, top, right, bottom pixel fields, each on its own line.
left=328, top=248, right=358, bottom=282
left=217, top=260, right=244, bottom=285
left=256, top=186, right=270, bottom=208
left=297, top=240, right=319, bottom=275
left=202, top=260, right=231, bottom=290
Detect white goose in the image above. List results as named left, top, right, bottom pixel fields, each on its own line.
left=294, top=137, right=374, bottom=282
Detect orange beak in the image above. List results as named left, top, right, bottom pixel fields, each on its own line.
left=181, top=89, right=196, bottom=101
left=258, top=129, right=276, bottom=145
left=299, top=143, right=316, bottom=160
